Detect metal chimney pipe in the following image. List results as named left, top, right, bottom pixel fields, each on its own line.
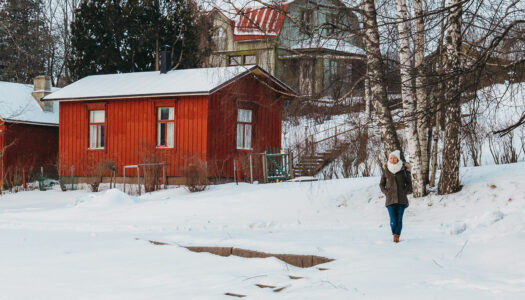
left=160, top=48, right=171, bottom=74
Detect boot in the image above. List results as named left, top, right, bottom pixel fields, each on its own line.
left=393, top=234, right=400, bottom=243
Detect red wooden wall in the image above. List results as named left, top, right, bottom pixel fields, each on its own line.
left=207, top=74, right=284, bottom=178
left=58, top=74, right=285, bottom=180
left=59, top=96, right=208, bottom=178
left=0, top=121, right=58, bottom=184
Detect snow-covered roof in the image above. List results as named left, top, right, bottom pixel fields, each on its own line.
left=43, top=65, right=295, bottom=101
left=291, top=38, right=365, bottom=55
left=0, top=81, right=59, bottom=126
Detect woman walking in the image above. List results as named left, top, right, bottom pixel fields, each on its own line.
left=379, top=150, right=412, bottom=243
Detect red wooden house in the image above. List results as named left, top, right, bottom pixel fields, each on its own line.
left=0, top=76, right=59, bottom=187
left=43, top=65, right=295, bottom=183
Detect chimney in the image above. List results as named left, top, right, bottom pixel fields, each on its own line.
left=32, top=75, right=54, bottom=112
left=160, top=48, right=171, bottom=74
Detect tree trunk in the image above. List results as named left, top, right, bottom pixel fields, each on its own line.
left=414, top=0, right=430, bottom=184
left=438, top=0, right=463, bottom=194
left=429, top=0, right=446, bottom=188
left=362, top=0, right=403, bottom=159
left=395, top=0, right=426, bottom=197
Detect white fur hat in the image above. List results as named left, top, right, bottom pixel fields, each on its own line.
left=389, top=150, right=402, bottom=161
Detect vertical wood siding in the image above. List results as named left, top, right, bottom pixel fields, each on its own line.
left=207, top=75, right=284, bottom=178
left=1, top=122, right=58, bottom=181
left=59, top=96, right=208, bottom=177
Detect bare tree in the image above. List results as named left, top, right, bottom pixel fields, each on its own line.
left=395, top=0, right=425, bottom=196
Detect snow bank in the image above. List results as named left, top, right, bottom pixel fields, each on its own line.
left=74, top=189, right=142, bottom=208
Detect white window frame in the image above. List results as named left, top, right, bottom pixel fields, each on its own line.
left=157, top=107, right=175, bottom=148
left=236, top=109, right=253, bottom=150
left=89, top=110, right=105, bottom=149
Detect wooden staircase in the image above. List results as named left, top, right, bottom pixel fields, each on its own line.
left=290, top=122, right=359, bottom=178
left=293, top=142, right=350, bottom=177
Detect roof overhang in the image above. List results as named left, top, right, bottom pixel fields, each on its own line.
left=1, top=118, right=58, bottom=127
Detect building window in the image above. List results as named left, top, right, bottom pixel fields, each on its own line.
left=236, top=109, right=252, bottom=150
left=89, top=110, right=105, bottom=149
left=212, top=27, right=226, bottom=51
left=157, top=107, right=174, bottom=148
left=228, top=54, right=257, bottom=66
left=244, top=55, right=257, bottom=65
left=301, top=9, right=313, bottom=33
left=326, top=13, right=337, bottom=35
left=229, top=55, right=242, bottom=66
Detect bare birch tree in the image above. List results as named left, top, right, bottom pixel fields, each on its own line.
left=438, top=0, right=463, bottom=194
left=363, top=0, right=403, bottom=159
left=394, top=0, right=426, bottom=196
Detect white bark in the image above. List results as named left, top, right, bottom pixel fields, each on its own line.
left=395, top=0, right=426, bottom=197
left=438, top=0, right=463, bottom=194
left=362, top=0, right=403, bottom=158
left=414, top=0, right=430, bottom=183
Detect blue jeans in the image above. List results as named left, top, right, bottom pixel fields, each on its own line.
left=387, top=204, right=407, bottom=235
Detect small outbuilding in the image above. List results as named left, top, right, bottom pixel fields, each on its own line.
left=0, top=76, right=59, bottom=187
left=43, top=65, right=295, bottom=183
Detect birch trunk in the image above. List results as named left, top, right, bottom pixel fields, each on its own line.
left=438, top=0, right=463, bottom=194
left=362, top=0, right=403, bottom=159
left=395, top=0, right=425, bottom=197
left=429, top=0, right=446, bottom=188
left=414, top=0, right=430, bottom=184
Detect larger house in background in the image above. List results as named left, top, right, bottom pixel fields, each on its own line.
left=43, top=65, right=295, bottom=183
left=0, top=76, right=59, bottom=187
left=207, top=0, right=366, bottom=100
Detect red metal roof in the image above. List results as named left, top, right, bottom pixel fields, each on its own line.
left=231, top=4, right=289, bottom=41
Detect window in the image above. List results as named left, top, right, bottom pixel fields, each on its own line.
left=89, top=110, right=105, bottom=149
left=244, top=55, right=256, bottom=65
left=157, top=107, right=174, bottom=148
left=236, top=109, right=252, bottom=150
left=301, top=9, right=313, bottom=33
left=326, top=14, right=337, bottom=35
left=229, top=55, right=242, bottom=66
left=228, top=54, right=257, bottom=66
left=212, top=27, right=226, bottom=51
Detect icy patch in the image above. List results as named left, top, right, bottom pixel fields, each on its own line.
left=75, top=189, right=142, bottom=208
left=450, top=223, right=467, bottom=235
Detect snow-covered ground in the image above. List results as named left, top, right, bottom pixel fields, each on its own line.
left=1, top=162, right=524, bottom=299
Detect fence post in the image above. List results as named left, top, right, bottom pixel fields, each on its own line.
left=137, top=166, right=141, bottom=196
left=249, top=154, right=253, bottom=184
left=163, top=164, right=167, bottom=189
left=233, top=159, right=236, bottom=185
left=22, top=168, right=26, bottom=189
left=289, top=151, right=294, bottom=179
left=123, top=167, right=127, bottom=193
left=262, top=154, right=267, bottom=184
left=70, top=166, right=74, bottom=191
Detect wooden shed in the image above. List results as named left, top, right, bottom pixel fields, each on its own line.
left=0, top=77, right=59, bottom=187
left=43, top=65, right=295, bottom=183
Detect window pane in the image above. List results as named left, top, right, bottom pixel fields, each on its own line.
left=159, top=108, right=169, bottom=120
left=237, top=109, right=252, bottom=122
left=89, top=125, right=97, bottom=148
left=168, top=107, right=174, bottom=120
left=90, top=110, right=104, bottom=123
left=213, top=27, right=226, bottom=51
left=167, top=122, right=174, bottom=148
left=159, top=123, right=166, bottom=146
left=244, top=124, right=252, bottom=149
left=229, top=56, right=241, bottom=66
left=236, top=124, right=244, bottom=149
left=99, top=125, right=105, bottom=148
left=244, top=55, right=256, bottom=65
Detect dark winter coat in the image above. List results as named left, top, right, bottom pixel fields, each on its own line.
left=379, top=163, right=412, bottom=207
